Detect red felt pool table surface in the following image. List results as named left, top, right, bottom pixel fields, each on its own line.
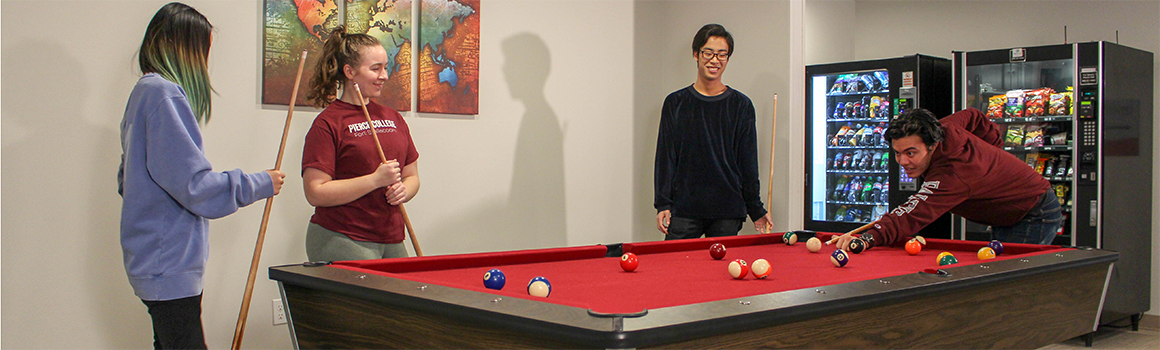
left=332, top=233, right=1063, bottom=315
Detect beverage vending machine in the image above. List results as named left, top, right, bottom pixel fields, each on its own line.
left=804, top=55, right=953, bottom=236
left=953, top=41, right=1152, bottom=328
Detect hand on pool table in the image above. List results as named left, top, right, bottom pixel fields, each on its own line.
left=754, top=214, right=772, bottom=233
left=832, top=232, right=857, bottom=251
left=656, top=210, right=671, bottom=234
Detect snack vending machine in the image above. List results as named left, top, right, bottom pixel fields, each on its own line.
left=953, top=41, right=1152, bottom=328
left=804, top=55, right=953, bottom=235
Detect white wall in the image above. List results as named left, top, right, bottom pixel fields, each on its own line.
left=2, top=0, right=635, bottom=348
left=804, top=0, right=855, bottom=65
left=843, top=0, right=1160, bottom=322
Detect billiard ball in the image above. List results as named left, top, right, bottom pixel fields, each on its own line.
left=620, top=252, right=639, bottom=272
left=483, top=269, right=506, bottom=290
left=806, top=237, right=822, bottom=253
left=936, top=251, right=953, bottom=263
left=938, top=253, right=958, bottom=266
left=905, top=240, right=922, bottom=255
left=527, top=276, right=551, bottom=297
left=728, top=259, right=749, bottom=279
left=977, top=247, right=996, bottom=260
left=848, top=238, right=867, bottom=254
left=709, top=243, right=727, bottom=260
left=988, top=240, right=1004, bottom=255
left=831, top=249, right=849, bottom=267
left=751, top=258, right=771, bottom=279
left=783, top=232, right=798, bottom=245
left=914, top=236, right=927, bottom=245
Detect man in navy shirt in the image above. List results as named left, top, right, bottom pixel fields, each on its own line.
left=654, top=24, right=772, bottom=240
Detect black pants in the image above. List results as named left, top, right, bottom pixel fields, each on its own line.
left=665, top=216, right=744, bottom=240
left=141, top=294, right=207, bottom=350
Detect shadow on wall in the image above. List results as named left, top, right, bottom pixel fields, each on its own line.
left=1, top=39, right=150, bottom=347
left=425, top=32, right=567, bottom=253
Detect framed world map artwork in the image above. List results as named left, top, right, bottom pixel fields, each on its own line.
left=263, top=0, right=480, bottom=115
left=417, top=0, right=479, bottom=114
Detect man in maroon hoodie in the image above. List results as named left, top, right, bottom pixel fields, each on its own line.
left=833, top=108, right=1063, bottom=251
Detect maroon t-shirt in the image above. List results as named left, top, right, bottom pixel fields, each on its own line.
left=867, top=108, right=1050, bottom=246
left=302, top=100, right=418, bottom=244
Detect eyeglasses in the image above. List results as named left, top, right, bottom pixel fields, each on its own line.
left=700, top=50, right=730, bottom=62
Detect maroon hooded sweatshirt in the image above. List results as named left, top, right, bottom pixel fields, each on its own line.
left=866, top=108, right=1051, bottom=246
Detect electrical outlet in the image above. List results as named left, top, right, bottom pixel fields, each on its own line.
left=272, top=299, right=287, bottom=325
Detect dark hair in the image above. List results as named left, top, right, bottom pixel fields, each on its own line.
left=307, top=26, right=382, bottom=108
left=691, top=24, right=733, bottom=56
left=883, top=108, right=944, bottom=146
left=138, top=2, right=214, bottom=123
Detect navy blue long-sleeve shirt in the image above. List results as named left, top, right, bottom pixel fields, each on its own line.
left=654, top=85, right=768, bottom=221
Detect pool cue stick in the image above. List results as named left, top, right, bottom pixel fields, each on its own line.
left=764, top=94, right=777, bottom=234
left=825, top=220, right=877, bottom=246
left=352, top=84, right=424, bottom=257
left=231, top=50, right=307, bottom=350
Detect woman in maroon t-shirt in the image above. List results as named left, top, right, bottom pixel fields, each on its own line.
left=300, top=26, right=420, bottom=261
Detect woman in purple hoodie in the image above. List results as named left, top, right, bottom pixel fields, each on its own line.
left=117, top=3, right=284, bottom=348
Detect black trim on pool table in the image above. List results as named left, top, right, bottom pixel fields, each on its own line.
left=270, top=247, right=1117, bottom=349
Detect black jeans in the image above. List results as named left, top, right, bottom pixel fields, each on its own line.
left=665, top=216, right=744, bottom=240
left=141, top=294, right=207, bottom=350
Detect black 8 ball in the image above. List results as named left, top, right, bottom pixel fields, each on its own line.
left=849, top=238, right=867, bottom=254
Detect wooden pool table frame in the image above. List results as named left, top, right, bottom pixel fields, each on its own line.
left=271, top=245, right=1116, bottom=349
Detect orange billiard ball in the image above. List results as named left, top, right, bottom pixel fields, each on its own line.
left=905, top=239, right=922, bottom=255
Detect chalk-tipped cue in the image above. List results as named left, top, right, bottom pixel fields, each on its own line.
left=352, top=84, right=424, bottom=257
left=825, top=220, right=877, bottom=246
left=231, top=50, right=307, bottom=350
left=764, top=94, right=777, bottom=234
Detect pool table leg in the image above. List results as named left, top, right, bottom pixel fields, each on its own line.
left=277, top=282, right=301, bottom=350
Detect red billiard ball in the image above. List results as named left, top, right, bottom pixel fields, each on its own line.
left=751, top=259, right=771, bottom=279
left=905, top=239, right=922, bottom=255
left=620, top=253, right=639, bottom=272
left=728, top=259, right=749, bottom=279
left=709, top=243, right=727, bottom=260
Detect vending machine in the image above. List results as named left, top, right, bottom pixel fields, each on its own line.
left=953, top=41, right=1152, bottom=328
left=804, top=55, right=953, bottom=236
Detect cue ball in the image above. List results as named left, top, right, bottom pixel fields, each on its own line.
left=620, top=253, right=639, bottom=272
left=914, top=236, right=927, bottom=245
left=905, top=240, right=922, bottom=255
left=938, top=253, right=959, bottom=266
left=728, top=259, right=749, bottom=279
left=831, top=249, right=850, bottom=267
left=483, top=269, right=506, bottom=290
left=806, top=237, right=822, bottom=253
left=848, top=238, right=867, bottom=254
left=751, top=259, right=771, bottom=279
left=988, top=240, right=1004, bottom=255
left=977, top=247, right=996, bottom=260
left=527, top=276, right=552, bottom=297
left=783, top=232, right=798, bottom=245
left=709, top=243, right=727, bottom=260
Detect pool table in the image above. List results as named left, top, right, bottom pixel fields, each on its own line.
left=269, top=232, right=1117, bottom=349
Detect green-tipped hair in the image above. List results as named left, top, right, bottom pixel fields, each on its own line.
left=138, top=2, right=215, bottom=123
